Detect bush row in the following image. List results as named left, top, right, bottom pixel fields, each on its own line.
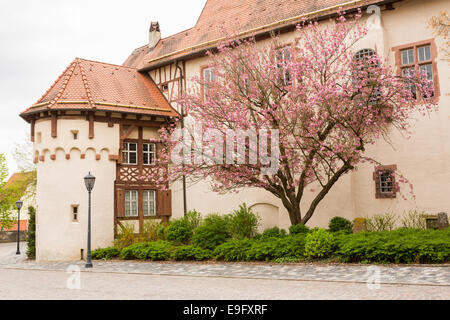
left=92, top=228, right=450, bottom=264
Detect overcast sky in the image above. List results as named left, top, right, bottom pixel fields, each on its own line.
left=0, top=0, right=207, bottom=177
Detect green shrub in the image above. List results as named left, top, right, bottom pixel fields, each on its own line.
left=304, top=229, right=335, bottom=259
left=91, top=247, right=120, bottom=260
left=228, top=203, right=260, bottom=239
left=114, top=223, right=136, bottom=249
left=137, top=220, right=161, bottom=242
left=274, top=256, right=301, bottom=263
left=166, top=219, right=193, bottom=244
left=184, top=210, right=202, bottom=230
left=119, top=241, right=171, bottom=260
left=328, top=216, right=353, bottom=234
left=247, top=235, right=307, bottom=261
left=401, top=210, right=426, bottom=229
left=26, top=206, right=36, bottom=259
left=289, top=224, right=310, bottom=235
left=193, top=214, right=231, bottom=250
left=213, top=235, right=307, bottom=262
left=366, top=212, right=397, bottom=231
left=157, top=225, right=167, bottom=240
left=213, top=239, right=254, bottom=261
left=261, top=227, right=287, bottom=239
left=336, top=228, right=450, bottom=263
left=172, top=245, right=211, bottom=261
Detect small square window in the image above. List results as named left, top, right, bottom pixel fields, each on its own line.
left=71, top=130, right=79, bottom=140
left=374, top=165, right=397, bottom=199
left=36, top=132, right=42, bottom=143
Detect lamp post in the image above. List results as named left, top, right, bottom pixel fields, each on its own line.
left=84, top=172, right=95, bottom=268
left=15, top=200, right=23, bottom=255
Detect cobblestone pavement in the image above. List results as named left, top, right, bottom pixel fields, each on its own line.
left=1, top=243, right=449, bottom=287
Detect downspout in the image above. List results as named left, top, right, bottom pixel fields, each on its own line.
left=175, top=59, right=187, bottom=216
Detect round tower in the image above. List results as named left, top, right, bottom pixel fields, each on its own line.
left=20, top=58, right=178, bottom=261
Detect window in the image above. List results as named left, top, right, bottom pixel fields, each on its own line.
left=143, top=190, right=156, bottom=216
left=398, top=43, right=436, bottom=98
left=71, top=205, right=79, bottom=222
left=122, top=142, right=137, bottom=165
left=275, top=47, right=292, bottom=86
left=143, top=143, right=156, bottom=165
left=36, top=132, right=42, bottom=143
left=374, top=165, right=397, bottom=199
left=124, top=190, right=138, bottom=217
left=353, top=49, right=381, bottom=104
left=71, top=130, right=79, bottom=140
left=161, top=83, right=169, bottom=92
left=354, top=48, right=376, bottom=61
left=202, top=67, right=216, bottom=99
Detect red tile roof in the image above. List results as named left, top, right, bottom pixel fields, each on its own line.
left=5, top=172, right=34, bottom=188
left=124, top=0, right=389, bottom=69
left=0, top=220, right=28, bottom=232
left=20, top=58, right=179, bottom=120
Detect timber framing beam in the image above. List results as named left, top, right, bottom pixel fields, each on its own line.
left=51, top=112, right=57, bottom=138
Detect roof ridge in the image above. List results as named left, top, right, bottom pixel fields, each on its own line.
left=77, top=57, right=138, bottom=70
left=127, top=27, right=196, bottom=58
left=76, top=58, right=95, bottom=107
left=48, top=60, right=78, bottom=109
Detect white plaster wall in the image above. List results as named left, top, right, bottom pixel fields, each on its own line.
left=168, top=0, right=450, bottom=229
left=34, top=118, right=119, bottom=261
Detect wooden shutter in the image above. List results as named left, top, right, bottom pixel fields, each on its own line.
left=156, top=189, right=172, bottom=216
left=116, top=189, right=125, bottom=218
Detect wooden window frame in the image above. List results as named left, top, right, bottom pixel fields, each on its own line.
left=142, top=143, right=156, bottom=166
left=373, top=164, right=397, bottom=199
left=124, top=190, right=139, bottom=217
left=122, top=141, right=138, bottom=165
left=143, top=190, right=156, bottom=217
left=392, top=39, right=440, bottom=101
left=71, top=205, right=79, bottom=222
left=200, top=65, right=217, bottom=101
left=71, top=130, right=79, bottom=140
left=275, top=45, right=292, bottom=86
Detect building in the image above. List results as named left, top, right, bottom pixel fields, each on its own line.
left=20, top=0, right=449, bottom=260
left=0, top=172, right=35, bottom=232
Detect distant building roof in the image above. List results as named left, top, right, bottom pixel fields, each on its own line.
left=20, top=58, right=179, bottom=121
left=124, top=0, right=394, bottom=69
left=5, top=172, right=34, bottom=188
left=0, top=220, right=28, bottom=232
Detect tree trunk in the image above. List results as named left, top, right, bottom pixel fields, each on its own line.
left=287, top=204, right=302, bottom=225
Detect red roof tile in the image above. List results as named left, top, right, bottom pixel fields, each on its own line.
left=124, top=0, right=389, bottom=69
left=21, top=58, right=179, bottom=120
left=0, top=220, right=28, bottom=232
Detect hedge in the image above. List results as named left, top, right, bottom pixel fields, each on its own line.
left=335, top=228, right=450, bottom=263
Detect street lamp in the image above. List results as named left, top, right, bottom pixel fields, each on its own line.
left=84, top=172, right=95, bottom=268
left=15, top=200, right=23, bottom=255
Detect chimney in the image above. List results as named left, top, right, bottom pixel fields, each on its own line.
left=148, top=21, right=161, bottom=51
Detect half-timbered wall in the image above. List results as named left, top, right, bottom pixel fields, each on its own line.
left=114, top=123, right=172, bottom=236
left=147, top=61, right=186, bottom=108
